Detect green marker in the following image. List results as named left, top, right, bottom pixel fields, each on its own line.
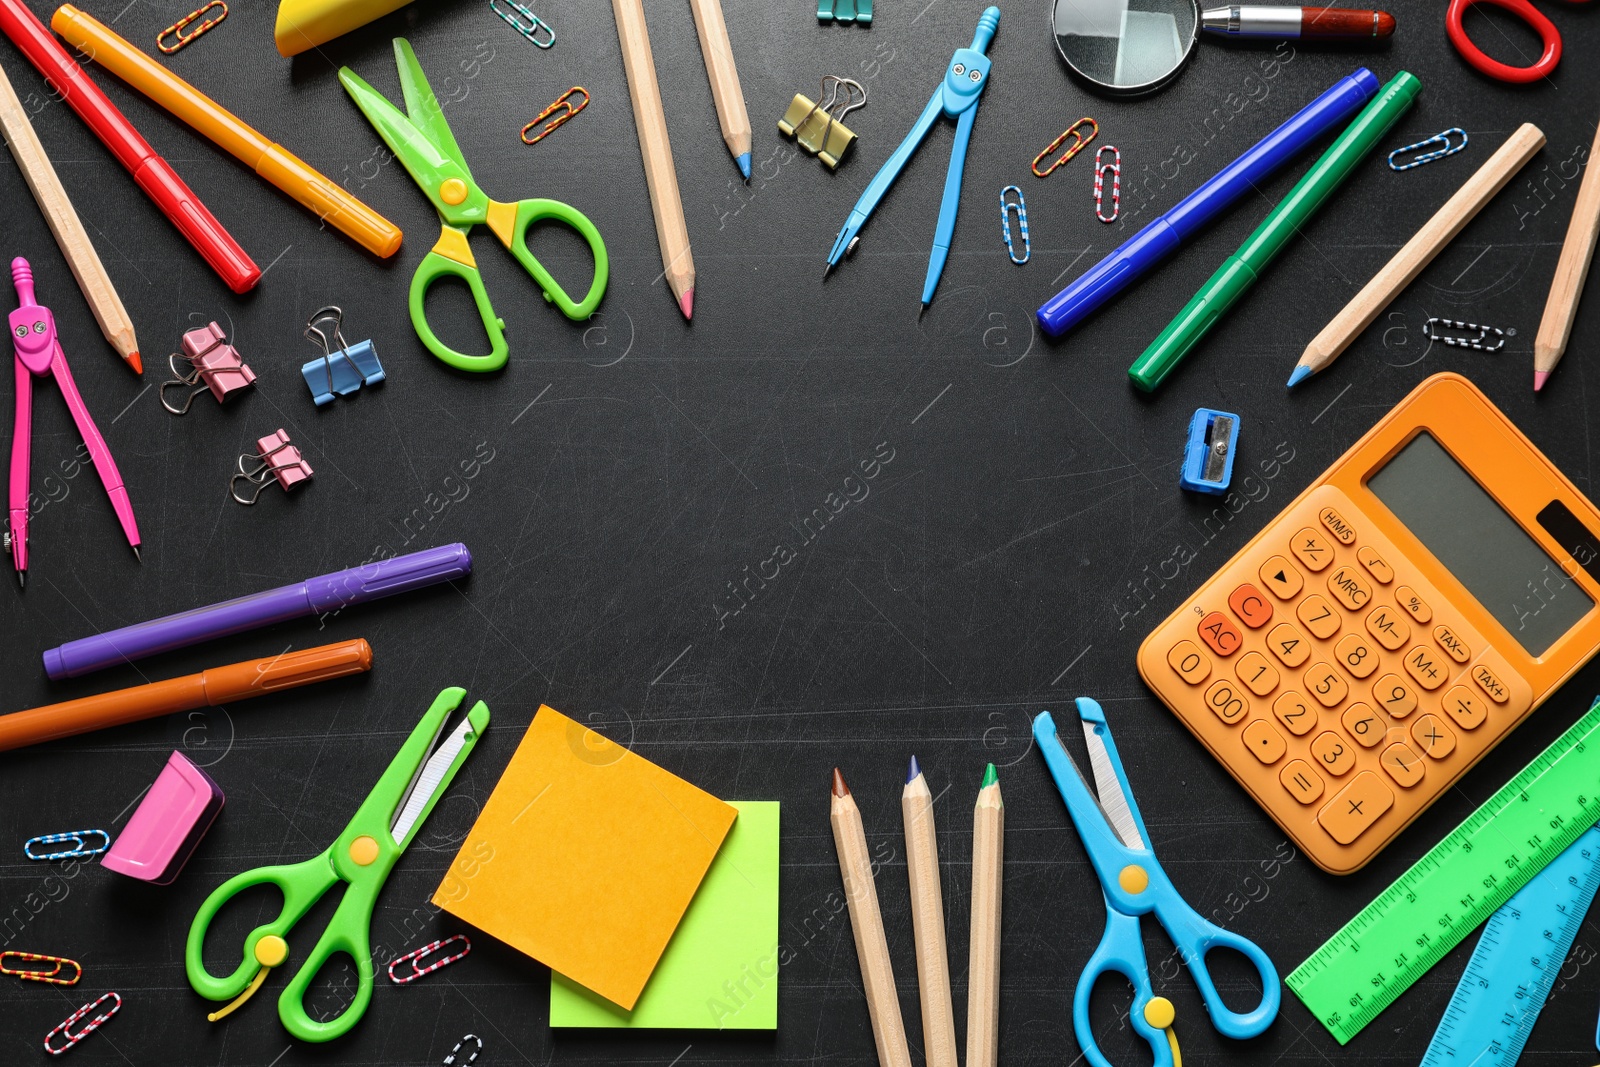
left=1128, top=71, right=1421, bottom=392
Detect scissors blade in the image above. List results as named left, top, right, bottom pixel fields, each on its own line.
left=339, top=66, right=459, bottom=185
left=393, top=37, right=472, bottom=183
left=391, top=714, right=475, bottom=843
left=1082, top=719, right=1145, bottom=851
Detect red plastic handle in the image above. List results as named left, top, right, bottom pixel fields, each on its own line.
left=1446, top=0, right=1562, bottom=83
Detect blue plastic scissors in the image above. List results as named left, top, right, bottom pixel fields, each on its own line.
left=824, top=6, right=999, bottom=309
left=1034, top=700, right=1280, bottom=1067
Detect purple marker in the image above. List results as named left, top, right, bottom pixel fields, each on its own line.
left=42, top=543, right=471, bottom=679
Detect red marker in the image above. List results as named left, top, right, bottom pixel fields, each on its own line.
left=0, top=0, right=259, bottom=293
left=1200, top=5, right=1397, bottom=38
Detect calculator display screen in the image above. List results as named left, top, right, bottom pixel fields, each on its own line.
left=1368, top=432, right=1592, bottom=656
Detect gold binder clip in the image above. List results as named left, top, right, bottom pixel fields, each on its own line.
left=779, top=76, right=866, bottom=170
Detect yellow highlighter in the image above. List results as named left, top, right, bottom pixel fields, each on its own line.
left=52, top=4, right=402, bottom=259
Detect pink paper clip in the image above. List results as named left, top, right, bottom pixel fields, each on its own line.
left=161, top=322, right=255, bottom=414
left=230, top=429, right=312, bottom=505
left=388, top=934, right=471, bottom=984
left=43, top=991, right=120, bottom=1056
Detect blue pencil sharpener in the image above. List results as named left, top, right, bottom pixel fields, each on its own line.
left=1180, top=408, right=1239, bottom=495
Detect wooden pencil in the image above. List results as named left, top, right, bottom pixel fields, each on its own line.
left=902, top=756, right=958, bottom=1067
left=611, top=0, right=696, bottom=320
left=0, top=62, right=140, bottom=373
left=687, top=0, right=752, bottom=180
left=1534, top=114, right=1600, bottom=392
left=831, top=768, right=913, bottom=1067
left=1289, top=122, right=1545, bottom=388
left=966, top=763, right=1004, bottom=1067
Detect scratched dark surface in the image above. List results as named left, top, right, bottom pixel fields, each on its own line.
left=3, top=0, right=1600, bottom=1062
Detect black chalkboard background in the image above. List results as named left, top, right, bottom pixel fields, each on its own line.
left=3, top=0, right=1600, bottom=1062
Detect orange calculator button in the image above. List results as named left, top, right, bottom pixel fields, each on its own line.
left=1326, top=566, right=1373, bottom=611
left=1166, top=641, right=1211, bottom=685
left=1267, top=624, right=1311, bottom=668
left=1395, top=585, right=1432, bottom=623
left=1403, top=645, right=1448, bottom=690
left=1342, top=702, right=1382, bottom=747
left=1304, top=662, right=1349, bottom=708
left=1296, top=596, right=1341, bottom=640
left=1357, top=545, right=1394, bottom=584
left=1198, top=612, right=1243, bottom=657
left=1441, top=685, right=1487, bottom=729
left=1280, top=759, right=1325, bottom=804
left=1410, top=715, right=1456, bottom=759
left=1310, top=730, right=1356, bottom=776
left=1272, top=691, right=1318, bottom=736
left=1204, top=679, right=1249, bottom=724
left=1372, top=674, right=1418, bottom=718
left=1291, top=528, right=1335, bottom=572
left=1318, top=772, right=1394, bottom=844
left=1364, top=605, right=1410, bottom=650
left=1379, top=743, right=1424, bottom=788
left=1432, top=625, right=1470, bottom=664
left=1243, top=719, right=1287, bottom=764
left=1319, top=506, right=1358, bottom=545
left=1228, top=584, right=1274, bottom=628
left=1334, top=633, right=1378, bottom=679
left=1259, top=556, right=1303, bottom=599
left=1235, top=651, right=1279, bottom=696
left=1472, top=663, right=1510, bottom=704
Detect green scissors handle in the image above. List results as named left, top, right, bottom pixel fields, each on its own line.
left=409, top=198, right=608, bottom=373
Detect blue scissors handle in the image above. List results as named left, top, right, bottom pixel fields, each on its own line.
left=1075, top=904, right=1177, bottom=1067
left=1156, top=892, right=1280, bottom=1037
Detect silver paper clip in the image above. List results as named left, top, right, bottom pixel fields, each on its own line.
left=1388, top=128, right=1467, bottom=172
left=25, top=831, right=110, bottom=861
left=1424, top=316, right=1506, bottom=351
left=443, top=1034, right=482, bottom=1065
left=1000, top=186, right=1029, bottom=265
left=490, top=0, right=554, bottom=47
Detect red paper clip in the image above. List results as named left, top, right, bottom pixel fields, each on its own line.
left=43, top=992, right=120, bottom=1056
left=388, top=934, right=471, bottom=984
left=1, top=951, right=82, bottom=986
left=157, top=1, right=227, bottom=53
left=522, top=87, right=589, bottom=145
left=1032, top=117, right=1098, bottom=178
left=1094, top=145, right=1121, bottom=223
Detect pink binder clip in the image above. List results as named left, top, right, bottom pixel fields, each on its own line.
left=230, top=429, right=312, bottom=505
left=160, top=322, right=255, bottom=414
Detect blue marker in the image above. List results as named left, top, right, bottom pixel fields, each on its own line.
left=824, top=6, right=1000, bottom=310
left=1035, top=67, right=1381, bottom=339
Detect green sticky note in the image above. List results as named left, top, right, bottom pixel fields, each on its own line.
left=550, top=800, right=779, bottom=1029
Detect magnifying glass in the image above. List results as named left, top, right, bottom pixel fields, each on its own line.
left=1052, top=0, right=1200, bottom=97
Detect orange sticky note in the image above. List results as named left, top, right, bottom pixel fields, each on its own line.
left=432, top=705, right=736, bottom=1010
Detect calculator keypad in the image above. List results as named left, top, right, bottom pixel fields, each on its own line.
left=1144, top=486, right=1534, bottom=872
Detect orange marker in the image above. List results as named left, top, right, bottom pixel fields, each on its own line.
left=52, top=5, right=402, bottom=259
left=0, top=639, right=372, bottom=751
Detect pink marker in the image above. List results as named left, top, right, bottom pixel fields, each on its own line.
left=8, top=256, right=141, bottom=586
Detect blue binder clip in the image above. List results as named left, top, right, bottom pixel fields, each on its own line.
left=1180, top=408, right=1238, bottom=495
left=301, top=306, right=384, bottom=406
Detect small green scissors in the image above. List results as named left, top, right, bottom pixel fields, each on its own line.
left=340, top=39, right=608, bottom=372
left=184, top=688, right=489, bottom=1042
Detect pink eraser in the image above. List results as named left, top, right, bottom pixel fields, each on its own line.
left=101, top=751, right=224, bottom=885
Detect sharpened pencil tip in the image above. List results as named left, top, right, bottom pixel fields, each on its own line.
left=678, top=289, right=693, bottom=321
left=1287, top=365, right=1312, bottom=389
left=736, top=152, right=752, bottom=181
left=831, top=767, right=850, bottom=797
left=981, top=762, right=998, bottom=788
left=1535, top=369, right=1550, bottom=392
left=906, top=754, right=921, bottom=783
left=127, top=351, right=142, bottom=374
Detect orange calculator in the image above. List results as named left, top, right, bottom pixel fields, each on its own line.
left=1138, top=373, right=1600, bottom=874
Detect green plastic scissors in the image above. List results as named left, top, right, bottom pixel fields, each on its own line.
left=184, top=688, right=489, bottom=1042
left=339, top=39, right=608, bottom=372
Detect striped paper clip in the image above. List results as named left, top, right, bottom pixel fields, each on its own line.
left=1000, top=186, right=1029, bottom=265
left=443, top=1034, right=482, bottom=1065
left=43, top=992, right=120, bottom=1056
left=157, top=1, right=227, bottom=53
left=25, top=831, right=110, bottom=861
left=1, top=952, right=82, bottom=986
left=1032, top=117, right=1097, bottom=178
left=1094, top=145, right=1121, bottom=223
left=1424, top=316, right=1505, bottom=351
left=389, top=934, right=471, bottom=984
left=1388, top=128, right=1467, bottom=172
left=523, top=87, right=589, bottom=145
left=490, top=0, right=555, bottom=47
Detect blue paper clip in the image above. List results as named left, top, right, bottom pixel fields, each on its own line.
left=489, top=0, right=554, bottom=47
left=1180, top=408, right=1239, bottom=495
left=1000, top=186, right=1030, bottom=265
left=301, top=306, right=384, bottom=406
left=25, top=830, right=111, bottom=861
left=1388, top=128, right=1467, bottom=172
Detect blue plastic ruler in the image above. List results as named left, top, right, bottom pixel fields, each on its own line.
left=1420, top=826, right=1600, bottom=1066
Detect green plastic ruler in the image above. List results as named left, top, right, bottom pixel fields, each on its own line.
left=1287, top=696, right=1600, bottom=1045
